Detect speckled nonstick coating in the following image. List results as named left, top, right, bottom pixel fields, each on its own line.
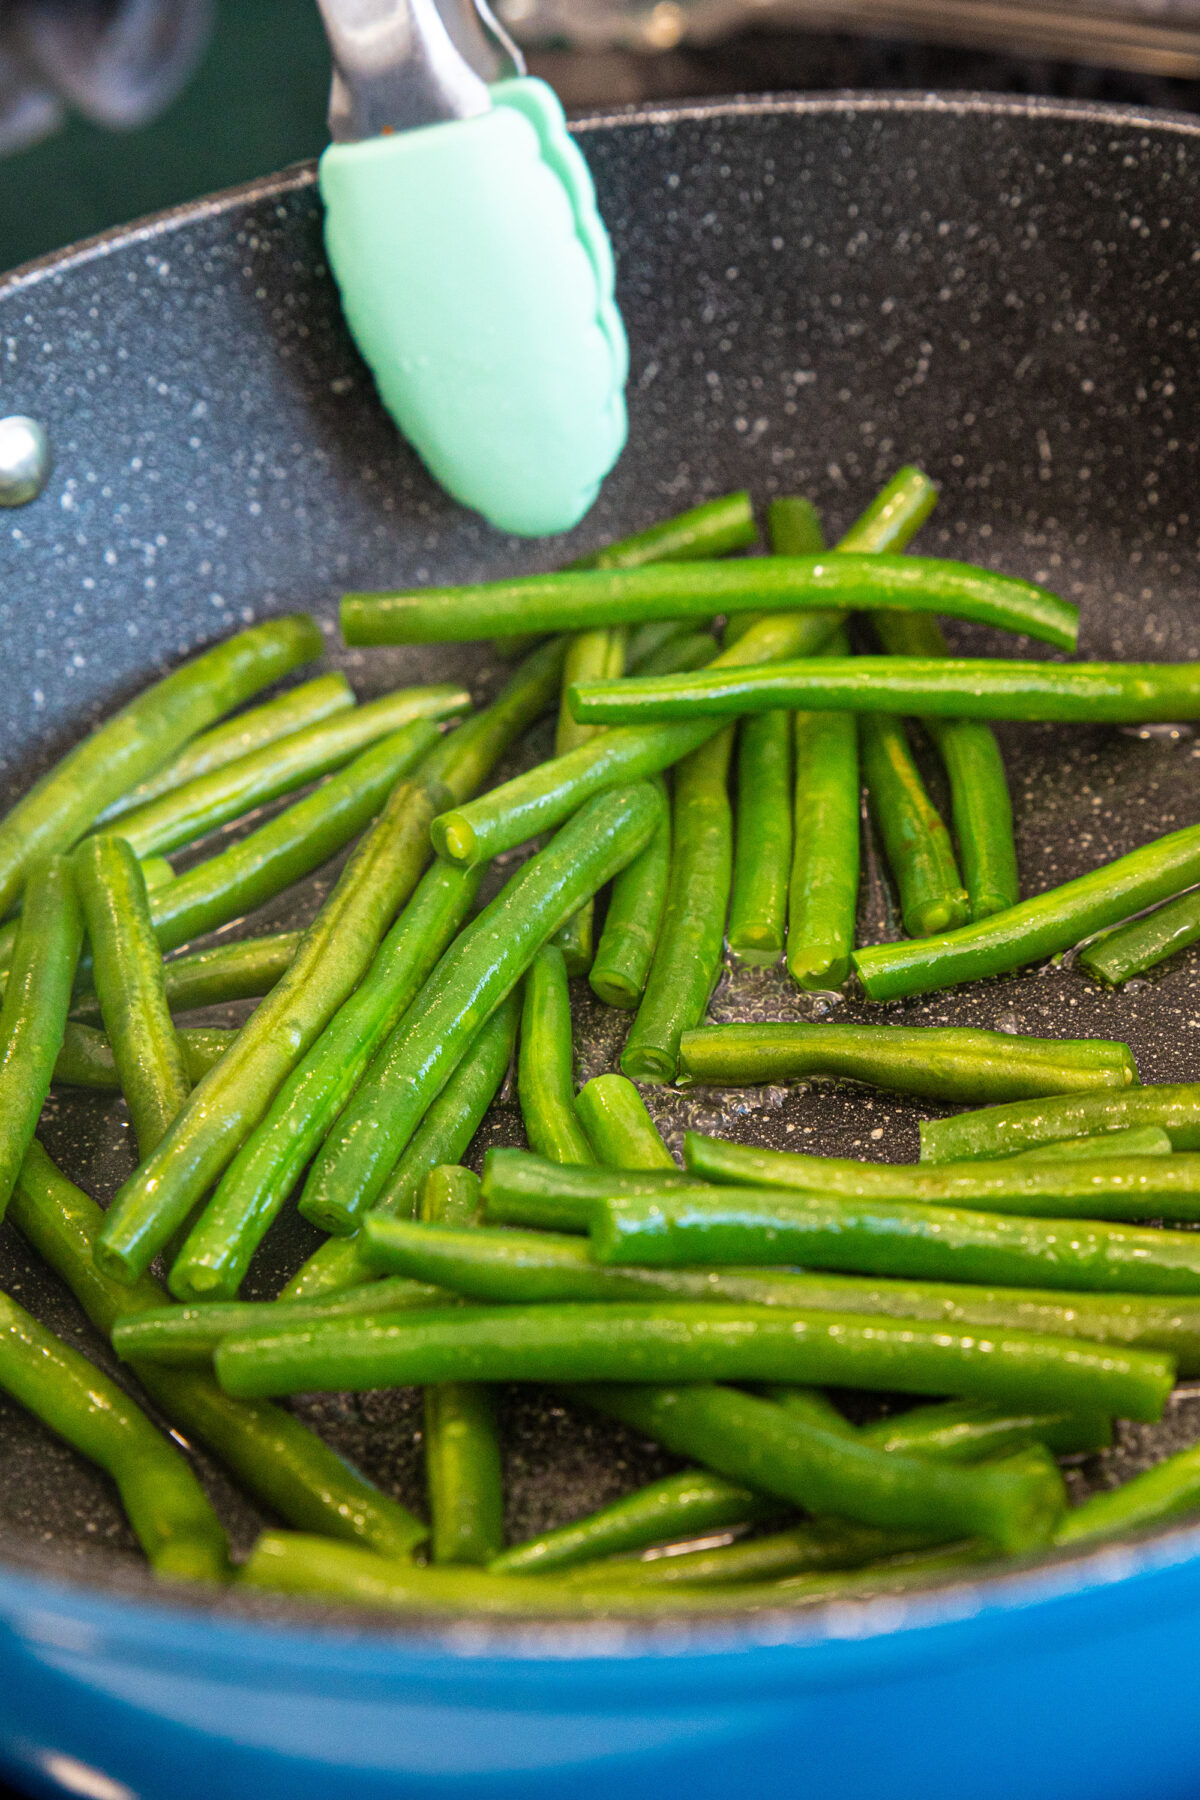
left=1, top=93, right=1200, bottom=1625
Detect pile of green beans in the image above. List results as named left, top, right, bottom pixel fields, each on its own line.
left=9, top=470, right=1200, bottom=1619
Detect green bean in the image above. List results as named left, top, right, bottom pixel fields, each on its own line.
left=589, top=1180, right=1200, bottom=1302
left=577, top=493, right=757, bottom=570
left=1007, top=1126, right=1173, bottom=1163
left=518, top=946, right=595, bottom=1166
left=861, top=713, right=969, bottom=938
left=677, top=1024, right=1138, bottom=1104
left=1055, top=1443, right=1200, bottom=1545
left=562, top=1518, right=948, bottom=1588
left=430, top=470, right=937, bottom=870
left=575, top=1073, right=674, bottom=1171
left=0, top=616, right=322, bottom=918
left=172, top=856, right=481, bottom=1302
left=0, top=858, right=83, bottom=1217
left=420, top=1165, right=482, bottom=1225
left=345, top=558, right=1076, bottom=650
left=787, top=638, right=860, bottom=992
left=111, top=1278, right=449, bottom=1365
left=0, top=854, right=171, bottom=990
left=855, top=819, right=1200, bottom=1002
left=145, top=720, right=438, bottom=957
left=98, top=754, right=448, bottom=1291
left=421, top=1155, right=503, bottom=1566
left=920, top=1084, right=1200, bottom=1165
left=490, top=1468, right=778, bottom=1575
left=53, top=1023, right=233, bottom=1090
left=621, top=729, right=734, bottom=1083
left=73, top=933, right=302, bottom=1023
left=632, top=632, right=717, bottom=677
left=0, top=1288, right=229, bottom=1582
left=858, top=1397, right=1111, bottom=1461
left=625, top=619, right=698, bottom=670
left=725, top=496, right=826, bottom=649
left=282, top=994, right=521, bottom=1300
left=727, top=710, right=792, bottom=964
left=569, top=1384, right=1065, bottom=1552
left=570, top=657, right=1200, bottom=730
left=213, top=1299, right=1172, bottom=1423
left=298, top=782, right=663, bottom=1238
left=108, top=683, right=470, bottom=860
left=1079, top=889, right=1200, bottom=986
left=97, top=673, right=354, bottom=826
left=552, top=629, right=626, bottom=974
left=420, top=637, right=568, bottom=806
left=873, top=611, right=1018, bottom=920
left=73, top=837, right=191, bottom=1158
left=588, top=776, right=669, bottom=1009
left=10, top=1140, right=427, bottom=1557
left=480, top=1146, right=698, bottom=1233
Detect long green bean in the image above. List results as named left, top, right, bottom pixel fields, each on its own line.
left=421, top=637, right=568, bottom=806
left=621, top=728, right=734, bottom=1083
left=855, top=820, right=1200, bottom=1002
left=861, top=712, right=969, bottom=937
left=0, top=1288, right=229, bottom=1582
left=146, top=719, right=439, bottom=956
left=0, top=858, right=83, bottom=1217
left=53, top=1023, right=232, bottom=1090
left=344, top=558, right=1076, bottom=649
left=213, top=1299, right=1173, bottom=1422
left=282, top=994, right=521, bottom=1300
left=111, top=1278, right=448, bottom=1364
left=421, top=1155, right=503, bottom=1566
left=873, top=611, right=1018, bottom=920
left=172, top=855, right=480, bottom=1301
left=858, top=1397, right=1110, bottom=1461
left=1055, top=1444, right=1200, bottom=1545
left=570, top=658, right=1200, bottom=729
left=588, top=776, right=669, bottom=1009
left=728, top=710, right=792, bottom=963
left=569, top=1384, right=1065, bottom=1551
left=72, top=932, right=302, bottom=1022
left=429, top=469, right=937, bottom=869
left=307, top=1215, right=1200, bottom=1376
left=788, top=638, right=860, bottom=991
left=575, top=493, right=758, bottom=570
left=725, top=495, right=826, bottom=649
left=74, top=836, right=192, bottom=1159
left=589, top=1181, right=1200, bottom=1300
left=97, top=672, right=353, bottom=826
left=108, top=683, right=470, bottom=859
left=1007, top=1126, right=1172, bottom=1163
left=920, top=1085, right=1200, bottom=1165
left=553, top=628, right=626, bottom=973
left=479, top=1146, right=700, bottom=1234
left=560, top=1518, right=948, bottom=1589
left=624, top=620, right=697, bottom=670
left=98, top=750, right=447, bottom=1290
left=490, top=1468, right=778, bottom=1575
left=677, top=1023, right=1138, bottom=1103
left=298, top=782, right=663, bottom=1237
left=10, top=1140, right=427, bottom=1556
left=574, top=1073, right=675, bottom=1170
left=518, top=946, right=595, bottom=1165
left=0, top=615, right=322, bottom=918
left=1079, top=889, right=1200, bottom=986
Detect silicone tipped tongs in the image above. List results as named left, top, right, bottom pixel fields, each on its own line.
left=315, top=0, right=628, bottom=537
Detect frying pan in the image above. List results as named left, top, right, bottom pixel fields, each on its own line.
left=2, top=89, right=1200, bottom=1800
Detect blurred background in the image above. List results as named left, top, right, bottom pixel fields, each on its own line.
left=4, top=0, right=1200, bottom=275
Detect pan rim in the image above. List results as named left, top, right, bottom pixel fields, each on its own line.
left=4, top=85, right=1200, bottom=1664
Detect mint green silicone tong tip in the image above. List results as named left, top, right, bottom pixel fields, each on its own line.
left=316, top=0, right=628, bottom=538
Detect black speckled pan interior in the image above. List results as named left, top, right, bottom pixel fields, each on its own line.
left=2, top=91, right=1200, bottom=1626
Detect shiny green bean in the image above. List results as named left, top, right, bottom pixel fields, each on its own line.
left=677, top=1023, right=1138, bottom=1104
left=1055, top=1443, right=1200, bottom=1545
left=552, top=628, right=626, bottom=973
left=787, top=640, right=860, bottom=991
left=855, top=820, right=1200, bottom=1002
left=518, top=946, right=595, bottom=1166
left=73, top=836, right=191, bottom=1158
left=861, top=712, right=969, bottom=938
left=0, top=1287, right=229, bottom=1582
left=859, top=1397, right=1111, bottom=1461
left=299, top=782, right=663, bottom=1237
left=10, top=1140, right=427, bottom=1556
left=73, top=933, right=302, bottom=1022
left=111, top=1278, right=448, bottom=1365
left=1006, top=1126, right=1173, bottom=1163
left=574, top=1073, right=675, bottom=1171
left=429, top=469, right=936, bottom=870
left=728, top=710, right=792, bottom=964
left=621, top=728, right=734, bottom=1083
left=420, top=637, right=568, bottom=806
left=53, top=1023, right=232, bottom=1091
left=0, top=858, right=83, bottom=1217
left=1079, top=889, right=1200, bottom=986
left=0, top=615, right=322, bottom=918
left=480, top=1146, right=698, bottom=1233
left=725, top=495, right=825, bottom=649
left=577, top=493, right=757, bottom=570
left=588, top=776, right=669, bottom=1009
left=920, top=1084, right=1200, bottom=1165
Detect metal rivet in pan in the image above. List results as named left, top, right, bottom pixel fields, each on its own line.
left=0, top=416, right=52, bottom=507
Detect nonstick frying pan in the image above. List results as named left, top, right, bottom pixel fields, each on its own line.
left=2, top=90, right=1200, bottom=1800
